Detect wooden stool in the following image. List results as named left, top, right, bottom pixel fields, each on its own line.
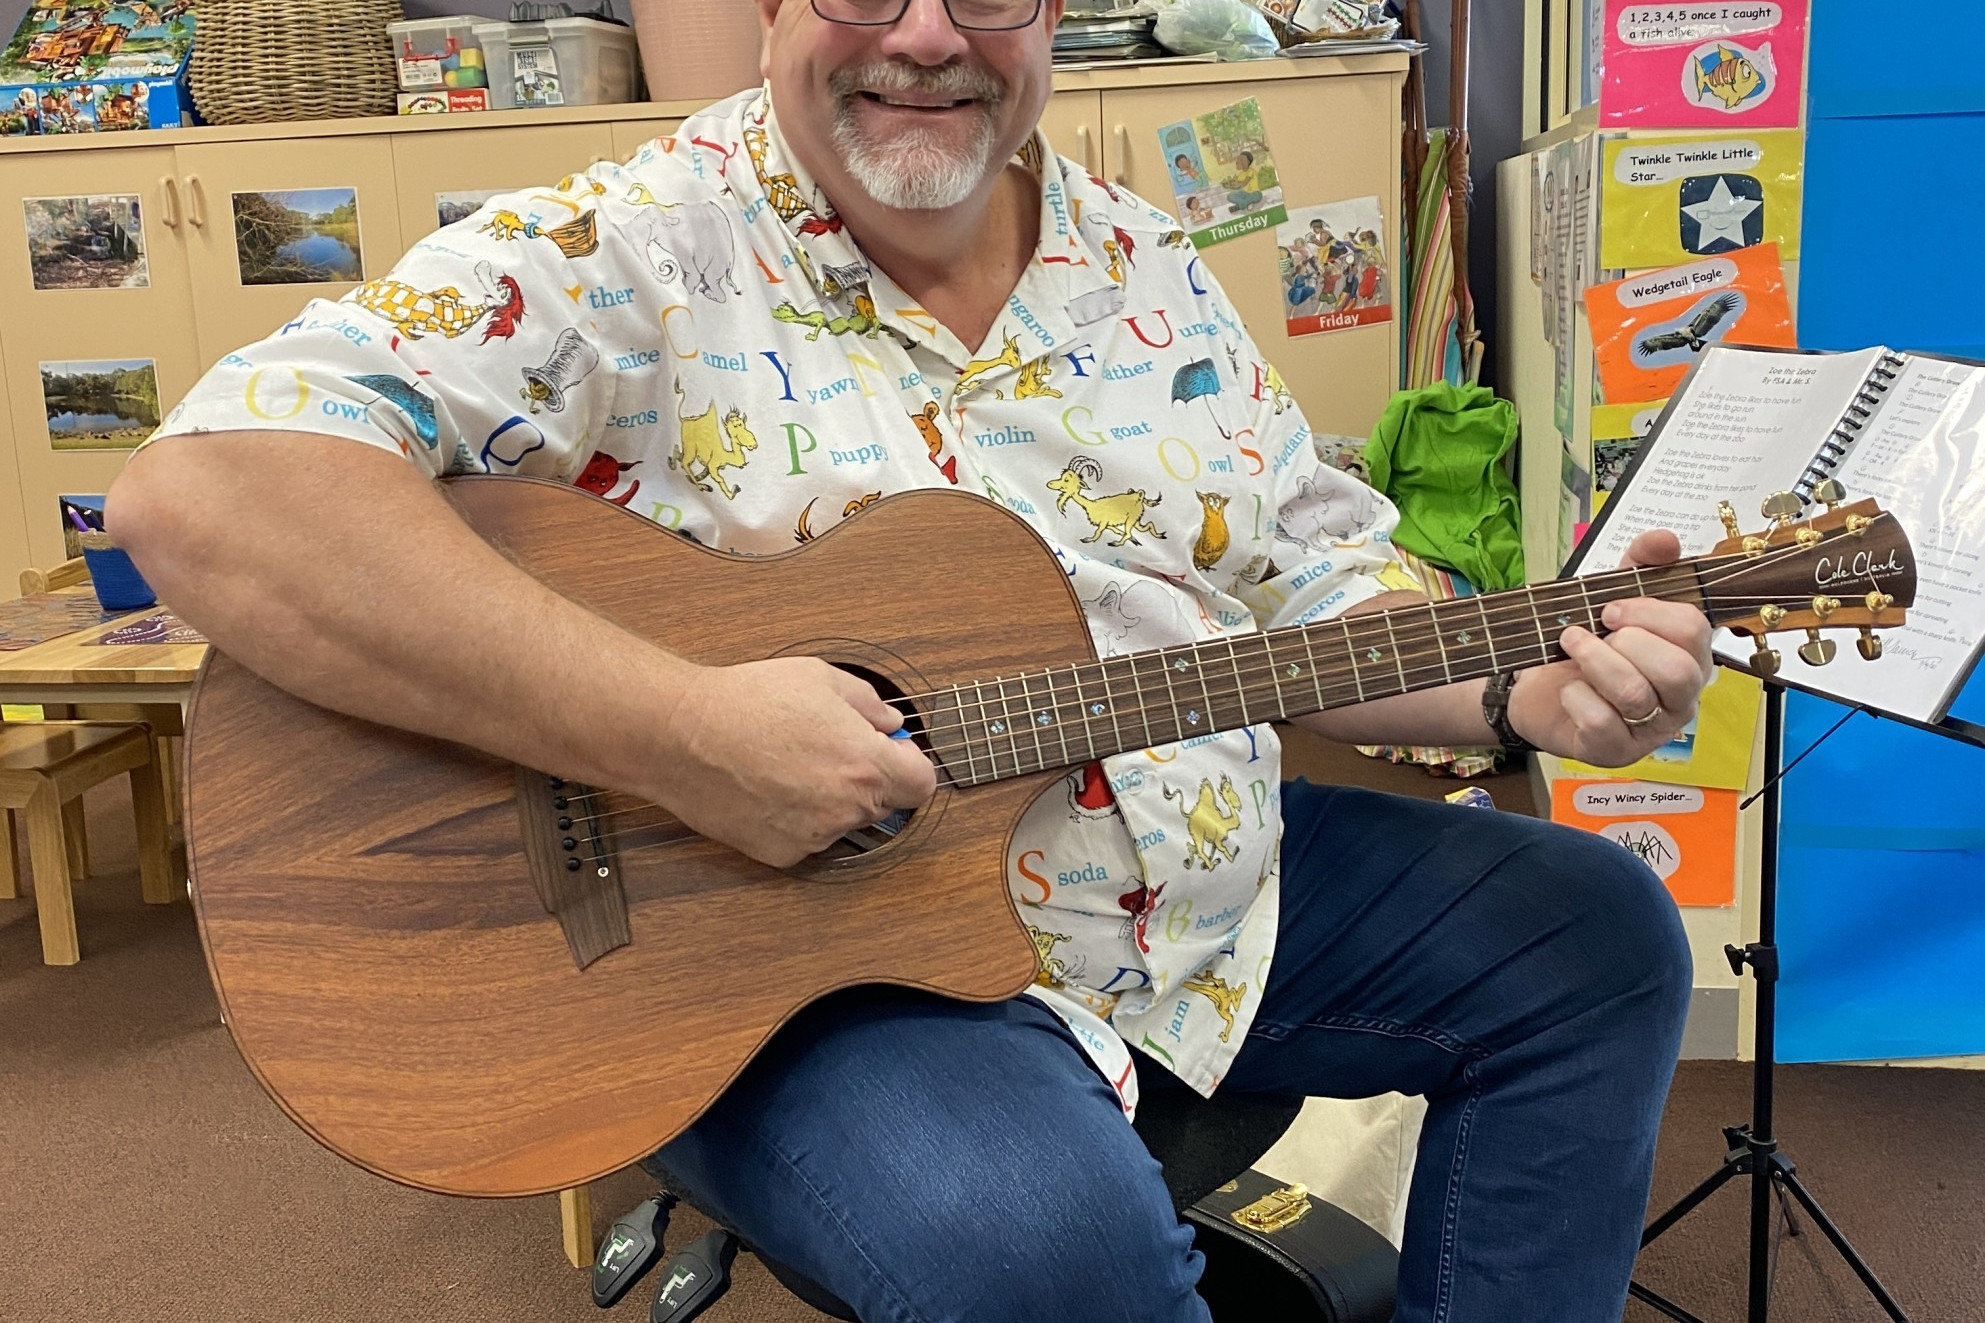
left=0, top=722, right=174, bottom=965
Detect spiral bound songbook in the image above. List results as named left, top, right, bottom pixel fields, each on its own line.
left=1567, top=343, right=1985, bottom=725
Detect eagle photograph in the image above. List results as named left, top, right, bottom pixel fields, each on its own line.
left=1634, top=291, right=1745, bottom=359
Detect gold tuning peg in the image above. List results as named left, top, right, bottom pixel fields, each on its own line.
left=1751, top=637, right=1781, bottom=676
left=1760, top=491, right=1804, bottom=525
left=1718, top=500, right=1741, bottom=540
left=1858, top=628, right=1883, bottom=661
left=1813, top=478, right=1847, bottom=510
left=1798, top=630, right=1837, bottom=666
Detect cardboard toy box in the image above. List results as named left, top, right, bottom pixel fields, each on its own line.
left=0, top=1, right=197, bottom=136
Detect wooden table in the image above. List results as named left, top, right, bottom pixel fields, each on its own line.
left=0, top=592, right=207, bottom=720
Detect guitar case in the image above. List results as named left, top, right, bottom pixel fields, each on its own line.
left=1185, top=1168, right=1399, bottom=1323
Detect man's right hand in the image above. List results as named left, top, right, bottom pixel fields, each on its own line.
left=652, top=656, right=938, bottom=869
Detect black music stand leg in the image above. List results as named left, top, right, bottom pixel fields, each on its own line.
left=1626, top=685, right=1916, bottom=1323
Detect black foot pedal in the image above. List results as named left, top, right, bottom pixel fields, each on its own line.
left=593, top=1193, right=675, bottom=1309
left=649, top=1229, right=739, bottom=1323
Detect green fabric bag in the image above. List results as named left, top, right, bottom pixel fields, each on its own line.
left=1364, top=382, right=1525, bottom=592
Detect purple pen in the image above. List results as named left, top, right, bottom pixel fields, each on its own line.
left=66, top=506, right=92, bottom=533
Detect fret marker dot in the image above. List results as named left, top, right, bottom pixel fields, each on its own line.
left=1173, top=658, right=1190, bottom=672
left=1186, top=709, right=1201, bottom=726
left=1036, top=712, right=1052, bottom=726
left=1457, top=630, right=1473, bottom=644
left=989, top=721, right=1005, bottom=734
left=1367, top=647, right=1383, bottom=662
left=1286, top=664, right=1301, bottom=678
left=1090, top=702, right=1107, bottom=716
left=1557, top=613, right=1572, bottom=627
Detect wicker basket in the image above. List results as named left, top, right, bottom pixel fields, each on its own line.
left=191, top=0, right=404, bottom=124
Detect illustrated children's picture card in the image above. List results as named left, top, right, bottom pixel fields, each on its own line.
left=1584, top=242, right=1795, bottom=403
left=1156, top=97, right=1288, bottom=249
left=1273, top=198, right=1392, bottom=337
left=1550, top=778, right=1740, bottom=906
left=1561, top=666, right=1764, bottom=792
left=1600, top=129, right=1804, bottom=269
left=1601, top=0, right=1808, bottom=129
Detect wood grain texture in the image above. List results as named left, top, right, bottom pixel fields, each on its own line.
left=186, top=481, right=1090, bottom=1197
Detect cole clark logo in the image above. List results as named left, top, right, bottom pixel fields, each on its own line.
left=1813, top=548, right=1906, bottom=588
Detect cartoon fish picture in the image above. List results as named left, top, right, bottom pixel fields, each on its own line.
left=1690, top=42, right=1769, bottom=112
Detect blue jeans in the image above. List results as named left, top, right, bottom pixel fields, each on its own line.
left=652, top=779, right=1692, bottom=1322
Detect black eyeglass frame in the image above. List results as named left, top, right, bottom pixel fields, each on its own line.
left=809, top=0, right=1047, bottom=33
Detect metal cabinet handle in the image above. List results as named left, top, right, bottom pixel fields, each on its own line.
left=1113, top=124, right=1128, bottom=187
left=158, top=175, right=181, bottom=228
left=185, top=174, right=206, bottom=227
left=1074, top=123, right=1092, bottom=174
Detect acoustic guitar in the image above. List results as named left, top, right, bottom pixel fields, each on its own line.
left=183, top=477, right=1915, bottom=1197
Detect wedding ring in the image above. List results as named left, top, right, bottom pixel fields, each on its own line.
left=1621, top=704, right=1664, bottom=729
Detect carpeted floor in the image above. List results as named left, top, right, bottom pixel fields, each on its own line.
left=4, top=736, right=1978, bottom=1321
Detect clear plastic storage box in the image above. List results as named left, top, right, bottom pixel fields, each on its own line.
left=470, top=16, right=641, bottom=109
left=386, top=16, right=490, bottom=92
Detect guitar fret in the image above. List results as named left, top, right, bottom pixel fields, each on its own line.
left=1261, top=634, right=1290, bottom=722
left=1126, top=652, right=1157, bottom=751
left=993, top=676, right=1023, bottom=779
left=1099, top=656, right=1127, bottom=756
left=1225, top=636, right=1252, bottom=728
left=1190, top=641, right=1217, bottom=737
left=1069, top=662, right=1101, bottom=762
left=1040, top=667, right=1073, bottom=770
left=1531, top=584, right=1555, bottom=668
left=1576, top=579, right=1601, bottom=635
left=1020, top=671, right=1050, bottom=775
left=1381, top=614, right=1410, bottom=695
left=968, top=680, right=995, bottom=786
left=1431, top=610, right=1454, bottom=684
left=1158, top=647, right=1184, bottom=747
left=1476, top=597, right=1500, bottom=671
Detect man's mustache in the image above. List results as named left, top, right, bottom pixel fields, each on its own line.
left=828, top=60, right=1005, bottom=106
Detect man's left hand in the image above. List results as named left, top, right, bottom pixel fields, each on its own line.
left=1506, top=529, right=1716, bottom=766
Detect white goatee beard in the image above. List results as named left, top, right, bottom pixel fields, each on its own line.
left=828, top=61, right=1005, bottom=212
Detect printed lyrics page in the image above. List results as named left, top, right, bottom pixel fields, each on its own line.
left=1580, top=346, right=1885, bottom=571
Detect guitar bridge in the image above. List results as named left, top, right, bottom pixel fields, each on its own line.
left=515, top=768, right=632, bottom=970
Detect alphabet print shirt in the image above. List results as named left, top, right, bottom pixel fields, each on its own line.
left=155, top=88, right=1406, bottom=1112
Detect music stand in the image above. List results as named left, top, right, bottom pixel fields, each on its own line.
left=1628, top=681, right=1985, bottom=1323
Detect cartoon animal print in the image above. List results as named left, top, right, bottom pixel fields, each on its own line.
left=955, top=332, right=1024, bottom=398
left=1046, top=457, right=1165, bottom=547
left=575, top=452, right=640, bottom=506
left=1000, top=355, right=1061, bottom=401
left=1158, top=229, right=1189, bottom=249
left=910, top=401, right=958, bottom=484
left=771, top=293, right=883, bottom=340
left=1261, top=362, right=1293, bottom=414
left=817, top=260, right=871, bottom=298
left=1067, top=762, right=1116, bottom=822
left=1083, top=579, right=1190, bottom=657
left=1275, top=470, right=1379, bottom=552
left=478, top=207, right=599, bottom=258
left=1193, top=492, right=1231, bottom=571
left=1118, top=881, right=1165, bottom=954
left=1180, top=972, right=1247, bottom=1042
left=1693, top=43, right=1765, bottom=110
left=1029, top=926, right=1074, bottom=988
left=670, top=378, right=758, bottom=500
left=1164, top=774, right=1243, bottom=870
left=1635, top=291, right=1741, bottom=358
left=744, top=122, right=843, bottom=236
left=1102, top=225, right=1136, bottom=283
left=639, top=201, right=742, bottom=302
left=348, top=259, right=524, bottom=343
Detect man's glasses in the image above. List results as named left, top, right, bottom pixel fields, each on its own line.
left=810, top=0, right=1046, bottom=33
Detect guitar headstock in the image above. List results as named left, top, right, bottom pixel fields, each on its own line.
left=1699, top=489, right=1915, bottom=674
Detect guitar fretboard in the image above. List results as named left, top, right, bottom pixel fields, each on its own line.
left=919, top=560, right=1707, bottom=786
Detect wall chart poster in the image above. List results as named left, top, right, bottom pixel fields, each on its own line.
left=1601, top=1, right=1808, bottom=130
left=1156, top=97, right=1287, bottom=249
left=1600, top=129, right=1803, bottom=269
left=1274, top=198, right=1391, bottom=336
left=1584, top=242, right=1794, bottom=403
left=1551, top=778, right=1739, bottom=906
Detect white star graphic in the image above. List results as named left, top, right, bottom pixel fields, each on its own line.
left=1682, top=176, right=1763, bottom=252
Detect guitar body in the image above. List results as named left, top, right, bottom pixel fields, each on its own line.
left=186, top=480, right=1085, bottom=1197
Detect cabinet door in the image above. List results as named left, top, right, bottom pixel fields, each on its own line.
left=175, top=136, right=405, bottom=366
left=1100, top=75, right=1403, bottom=440
left=393, top=123, right=617, bottom=246
left=0, top=145, right=204, bottom=574
left=1037, top=89, right=1102, bottom=178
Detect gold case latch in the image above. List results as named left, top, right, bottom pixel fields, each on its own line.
left=1234, top=1182, right=1312, bottom=1233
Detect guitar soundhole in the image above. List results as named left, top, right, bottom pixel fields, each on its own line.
left=818, top=665, right=930, bottom=861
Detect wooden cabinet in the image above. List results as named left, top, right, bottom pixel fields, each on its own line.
left=0, top=57, right=1407, bottom=589
left=394, top=122, right=617, bottom=245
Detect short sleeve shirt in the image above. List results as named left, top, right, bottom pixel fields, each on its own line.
left=155, top=87, right=1408, bottom=1112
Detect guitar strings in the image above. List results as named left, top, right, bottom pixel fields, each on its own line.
left=549, top=535, right=1895, bottom=834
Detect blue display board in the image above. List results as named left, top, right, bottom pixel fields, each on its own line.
left=1778, top=0, right=1985, bottom=1063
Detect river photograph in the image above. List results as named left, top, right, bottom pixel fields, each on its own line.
left=41, top=358, right=161, bottom=450
left=231, top=187, right=363, bottom=285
